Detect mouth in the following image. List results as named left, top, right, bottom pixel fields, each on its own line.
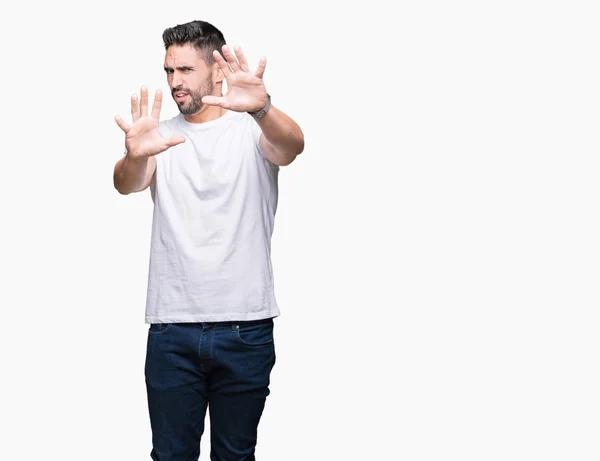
left=174, top=92, right=189, bottom=102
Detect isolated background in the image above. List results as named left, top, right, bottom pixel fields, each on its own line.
left=1, top=0, right=598, bottom=460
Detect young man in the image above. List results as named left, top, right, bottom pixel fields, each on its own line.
left=113, top=20, right=304, bottom=461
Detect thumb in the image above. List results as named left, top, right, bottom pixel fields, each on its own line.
left=114, top=115, right=130, bottom=133
left=166, top=136, right=186, bottom=148
left=202, top=95, right=227, bottom=107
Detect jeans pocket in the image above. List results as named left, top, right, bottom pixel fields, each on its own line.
left=148, top=323, right=172, bottom=335
left=234, top=319, right=274, bottom=346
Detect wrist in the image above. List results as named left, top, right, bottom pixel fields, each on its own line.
left=125, top=150, right=148, bottom=163
left=248, top=93, right=271, bottom=120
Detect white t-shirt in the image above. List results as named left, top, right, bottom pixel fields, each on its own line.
left=144, top=109, right=281, bottom=323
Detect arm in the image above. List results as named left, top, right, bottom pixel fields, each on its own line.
left=201, top=45, right=304, bottom=166
left=255, top=103, right=304, bottom=166
left=113, top=153, right=156, bottom=195
left=113, top=86, right=184, bottom=195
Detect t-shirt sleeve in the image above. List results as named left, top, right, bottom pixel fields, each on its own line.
left=249, top=115, right=264, bottom=153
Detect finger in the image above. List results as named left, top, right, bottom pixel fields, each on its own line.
left=255, top=56, right=267, bottom=79
left=151, top=89, right=163, bottom=119
left=213, top=49, right=233, bottom=79
left=221, top=45, right=241, bottom=72
left=130, top=94, right=140, bottom=122
left=115, top=115, right=130, bottom=133
left=202, top=95, right=229, bottom=108
left=140, top=86, right=149, bottom=117
left=165, top=136, right=186, bottom=148
left=233, top=45, right=250, bottom=72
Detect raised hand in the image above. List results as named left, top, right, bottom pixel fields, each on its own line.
left=201, top=45, right=269, bottom=113
left=115, top=87, right=185, bottom=159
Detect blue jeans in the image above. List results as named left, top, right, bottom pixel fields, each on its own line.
left=144, top=318, right=276, bottom=461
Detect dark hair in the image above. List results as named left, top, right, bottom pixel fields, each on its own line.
left=162, top=20, right=226, bottom=65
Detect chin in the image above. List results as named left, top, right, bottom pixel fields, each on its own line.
left=182, top=104, right=206, bottom=116
left=177, top=101, right=192, bottom=113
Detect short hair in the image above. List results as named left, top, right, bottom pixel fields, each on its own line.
left=162, top=20, right=226, bottom=65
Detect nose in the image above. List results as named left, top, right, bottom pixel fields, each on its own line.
left=171, top=72, right=184, bottom=91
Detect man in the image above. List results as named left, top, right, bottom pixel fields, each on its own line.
left=113, top=19, right=304, bottom=461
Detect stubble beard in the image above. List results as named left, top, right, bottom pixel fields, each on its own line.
left=174, top=76, right=215, bottom=115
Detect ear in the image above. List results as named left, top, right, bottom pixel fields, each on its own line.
left=212, top=62, right=225, bottom=84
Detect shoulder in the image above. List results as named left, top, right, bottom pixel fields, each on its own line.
left=158, top=114, right=181, bottom=135
left=220, top=110, right=254, bottom=130
left=220, top=111, right=262, bottom=145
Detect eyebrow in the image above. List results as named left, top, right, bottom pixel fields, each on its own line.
left=164, top=66, right=194, bottom=72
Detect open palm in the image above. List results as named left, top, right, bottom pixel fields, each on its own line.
left=115, top=87, right=185, bottom=158
left=202, top=45, right=269, bottom=113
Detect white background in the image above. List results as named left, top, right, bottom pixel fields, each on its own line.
left=1, top=0, right=599, bottom=460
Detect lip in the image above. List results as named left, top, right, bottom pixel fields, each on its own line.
left=174, top=92, right=189, bottom=102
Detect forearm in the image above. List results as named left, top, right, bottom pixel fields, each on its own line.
left=113, top=153, right=155, bottom=195
left=255, top=105, right=304, bottom=165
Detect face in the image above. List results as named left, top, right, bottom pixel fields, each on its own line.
left=164, top=44, right=217, bottom=115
